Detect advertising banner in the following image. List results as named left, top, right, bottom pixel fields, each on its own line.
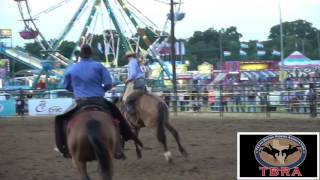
left=0, top=100, right=16, bottom=117
left=28, top=98, right=73, bottom=116
left=0, top=29, right=12, bottom=38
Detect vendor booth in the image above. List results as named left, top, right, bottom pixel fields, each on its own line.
left=218, top=61, right=278, bottom=83
left=281, top=51, right=320, bottom=81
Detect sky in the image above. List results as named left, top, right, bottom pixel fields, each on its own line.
left=0, top=0, right=319, bottom=47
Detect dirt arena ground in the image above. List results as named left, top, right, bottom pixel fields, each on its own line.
left=0, top=113, right=319, bottom=180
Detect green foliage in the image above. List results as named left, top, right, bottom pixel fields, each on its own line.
left=267, top=19, right=319, bottom=59
left=24, top=42, right=42, bottom=58
left=58, top=41, right=76, bottom=58
left=185, top=26, right=242, bottom=69
left=185, top=20, right=320, bottom=69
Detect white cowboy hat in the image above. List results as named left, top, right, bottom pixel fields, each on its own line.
left=124, top=51, right=137, bottom=58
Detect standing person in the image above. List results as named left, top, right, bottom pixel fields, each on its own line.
left=122, top=51, right=147, bottom=113
left=307, top=83, right=317, bottom=117
left=55, top=44, right=141, bottom=159
left=16, top=89, right=25, bottom=116
left=286, top=77, right=294, bottom=90
left=234, top=86, right=242, bottom=112
left=295, top=83, right=306, bottom=113
left=247, top=87, right=257, bottom=112
left=208, top=88, right=215, bottom=112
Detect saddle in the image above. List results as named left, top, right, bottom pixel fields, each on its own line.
left=68, top=99, right=120, bottom=129
left=124, top=91, right=147, bottom=128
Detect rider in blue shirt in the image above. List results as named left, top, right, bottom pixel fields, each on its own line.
left=64, top=57, right=112, bottom=97
left=126, top=55, right=145, bottom=82
left=55, top=45, right=141, bottom=159
left=122, top=51, right=147, bottom=113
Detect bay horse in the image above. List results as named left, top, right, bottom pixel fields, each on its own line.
left=67, top=110, right=117, bottom=180
left=119, top=91, right=188, bottom=163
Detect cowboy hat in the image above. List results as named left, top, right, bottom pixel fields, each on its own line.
left=124, top=51, right=137, bottom=58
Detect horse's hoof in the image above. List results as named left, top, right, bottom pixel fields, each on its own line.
left=164, top=151, right=173, bottom=163
left=182, top=152, right=188, bottom=158
left=114, top=152, right=126, bottom=160
left=181, top=150, right=188, bottom=158
left=136, top=150, right=142, bottom=159
left=137, top=154, right=142, bottom=159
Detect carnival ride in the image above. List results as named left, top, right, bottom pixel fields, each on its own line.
left=0, top=0, right=185, bottom=90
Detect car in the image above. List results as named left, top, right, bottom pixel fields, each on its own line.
left=0, top=92, right=11, bottom=100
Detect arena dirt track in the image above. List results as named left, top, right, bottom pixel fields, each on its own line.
left=0, top=114, right=319, bottom=180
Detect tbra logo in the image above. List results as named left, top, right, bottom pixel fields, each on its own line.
left=0, top=104, right=4, bottom=112
left=238, top=132, right=319, bottom=179
left=254, top=135, right=307, bottom=169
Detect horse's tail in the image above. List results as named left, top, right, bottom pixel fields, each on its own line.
left=87, top=120, right=112, bottom=180
left=156, top=101, right=169, bottom=144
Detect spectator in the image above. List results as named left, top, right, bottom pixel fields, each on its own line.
left=307, top=83, right=317, bottom=117
left=295, top=84, right=306, bottom=113
left=247, top=88, right=257, bottom=112
left=286, top=78, right=294, bottom=90
left=16, top=89, right=25, bottom=116
left=208, top=89, right=215, bottom=112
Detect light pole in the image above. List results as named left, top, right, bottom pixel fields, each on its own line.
left=317, top=30, right=320, bottom=58
left=170, top=0, right=178, bottom=114
left=219, top=32, right=223, bottom=70
left=279, top=4, right=285, bottom=85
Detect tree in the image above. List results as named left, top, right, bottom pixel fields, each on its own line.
left=185, top=26, right=242, bottom=69
left=268, top=19, right=319, bottom=59
left=58, top=41, right=76, bottom=58
left=24, top=42, right=42, bottom=58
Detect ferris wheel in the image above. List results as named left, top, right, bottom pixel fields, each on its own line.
left=14, top=0, right=185, bottom=86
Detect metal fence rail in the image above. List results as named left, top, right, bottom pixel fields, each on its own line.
left=153, top=82, right=319, bottom=118
left=1, top=82, right=319, bottom=118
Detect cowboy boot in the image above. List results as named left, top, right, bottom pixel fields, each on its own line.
left=114, top=127, right=126, bottom=160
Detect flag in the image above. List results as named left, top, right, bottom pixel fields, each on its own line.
left=48, top=39, right=54, bottom=46
left=240, top=43, right=249, bottom=49
left=256, top=42, right=264, bottom=48
left=223, top=51, right=231, bottom=57
left=272, top=50, right=281, bottom=56
left=175, top=41, right=186, bottom=55
left=239, top=49, right=247, bottom=56
left=97, top=42, right=104, bottom=54
left=257, top=50, right=266, bottom=56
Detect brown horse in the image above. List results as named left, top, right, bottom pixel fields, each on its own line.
left=67, top=110, right=117, bottom=180
left=120, top=91, right=188, bottom=163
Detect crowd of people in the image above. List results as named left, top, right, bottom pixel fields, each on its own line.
left=160, top=79, right=318, bottom=117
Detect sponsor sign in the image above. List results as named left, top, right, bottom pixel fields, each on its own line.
left=238, top=132, right=319, bottom=180
left=28, top=98, right=73, bottom=116
left=0, top=29, right=12, bottom=38
left=0, top=100, right=16, bottom=117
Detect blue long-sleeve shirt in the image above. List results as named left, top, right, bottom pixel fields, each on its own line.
left=127, top=57, right=145, bottom=81
left=64, top=59, right=112, bottom=98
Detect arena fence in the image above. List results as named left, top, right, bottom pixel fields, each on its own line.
left=0, top=82, right=319, bottom=118
left=151, top=82, right=319, bottom=118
